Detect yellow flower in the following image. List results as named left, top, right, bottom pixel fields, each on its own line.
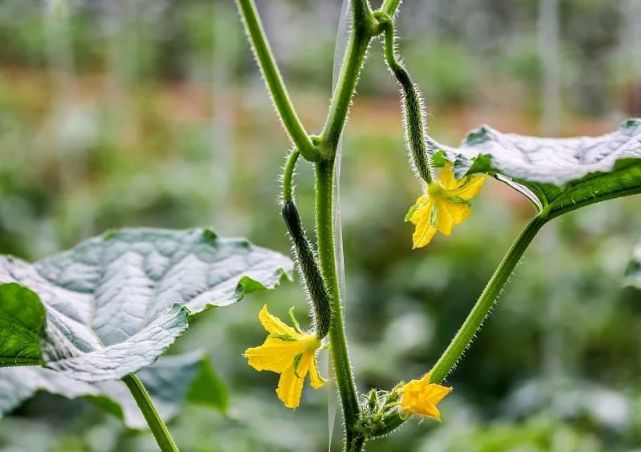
left=399, top=372, right=452, bottom=421
left=406, top=163, right=486, bottom=248
left=244, top=305, right=325, bottom=409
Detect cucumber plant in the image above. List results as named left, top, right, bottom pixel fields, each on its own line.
left=1, top=1, right=641, bottom=451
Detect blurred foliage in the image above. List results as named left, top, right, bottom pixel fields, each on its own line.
left=2, top=0, right=641, bottom=451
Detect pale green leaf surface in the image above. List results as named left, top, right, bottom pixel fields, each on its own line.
left=431, top=119, right=641, bottom=217
left=0, top=228, right=292, bottom=381
left=0, top=351, right=225, bottom=429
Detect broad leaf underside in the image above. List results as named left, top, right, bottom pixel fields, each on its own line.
left=0, top=228, right=292, bottom=382
left=432, top=119, right=641, bottom=217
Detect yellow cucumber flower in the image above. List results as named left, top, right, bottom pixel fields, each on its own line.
left=399, top=372, right=452, bottom=421
left=406, top=163, right=486, bottom=249
left=244, top=305, right=325, bottom=409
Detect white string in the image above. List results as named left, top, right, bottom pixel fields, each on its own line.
left=327, top=1, right=351, bottom=450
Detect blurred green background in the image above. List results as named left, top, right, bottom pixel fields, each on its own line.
left=2, top=0, right=641, bottom=451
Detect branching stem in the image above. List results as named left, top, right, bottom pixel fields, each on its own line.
left=236, top=0, right=320, bottom=161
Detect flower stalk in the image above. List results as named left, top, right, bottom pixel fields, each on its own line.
left=379, top=15, right=433, bottom=183
left=429, top=215, right=547, bottom=382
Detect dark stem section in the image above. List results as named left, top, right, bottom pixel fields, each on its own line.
left=380, top=19, right=433, bottom=183
left=282, top=201, right=332, bottom=339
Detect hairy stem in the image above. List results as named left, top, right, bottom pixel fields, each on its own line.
left=429, top=216, right=546, bottom=382
left=315, top=159, right=361, bottom=449
left=380, top=18, right=433, bottom=183
left=320, top=24, right=372, bottom=152
left=380, top=0, right=402, bottom=16
left=282, top=148, right=300, bottom=203
left=281, top=149, right=333, bottom=339
left=235, top=0, right=319, bottom=161
left=123, top=374, right=178, bottom=452
left=368, top=216, right=546, bottom=440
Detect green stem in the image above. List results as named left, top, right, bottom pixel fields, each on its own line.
left=368, top=216, right=547, bottom=440
left=429, top=216, right=546, bottom=383
left=123, top=374, right=178, bottom=452
left=315, top=159, right=361, bottom=449
left=380, top=19, right=433, bottom=183
left=352, top=0, right=375, bottom=27
left=282, top=149, right=300, bottom=203
left=380, top=0, right=402, bottom=16
left=235, top=0, right=319, bottom=161
left=320, top=24, right=372, bottom=152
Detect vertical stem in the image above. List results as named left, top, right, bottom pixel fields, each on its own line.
left=123, top=374, right=179, bottom=452
left=315, top=159, right=361, bottom=449
left=320, top=32, right=371, bottom=151
left=429, top=217, right=546, bottom=383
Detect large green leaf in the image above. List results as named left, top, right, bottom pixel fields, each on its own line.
left=0, top=350, right=227, bottom=429
left=432, top=119, right=641, bottom=218
left=0, top=284, right=45, bottom=366
left=0, top=228, right=291, bottom=381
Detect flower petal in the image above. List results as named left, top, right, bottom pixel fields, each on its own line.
left=412, top=216, right=438, bottom=248
left=422, top=383, right=453, bottom=406
left=276, top=353, right=312, bottom=409
left=409, top=199, right=438, bottom=248
left=435, top=200, right=454, bottom=236
left=450, top=174, right=486, bottom=200
left=400, top=372, right=452, bottom=421
left=439, top=163, right=459, bottom=190
left=245, top=337, right=307, bottom=373
left=259, top=305, right=300, bottom=337
left=414, top=402, right=442, bottom=421
left=308, top=357, right=325, bottom=389
left=443, top=199, right=471, bottom=225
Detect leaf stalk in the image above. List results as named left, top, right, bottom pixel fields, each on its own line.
left=123, top=374, right=179, bottom=452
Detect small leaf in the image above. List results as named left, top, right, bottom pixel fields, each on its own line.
left=0, top=228, right=292, bottom=382
left=431, top=120, right=641, bottom=218
left=185, top=355, right=228, bottom=413
left=0, top=351, right=225, bottom=429
left=0, top=283, right=45, bottom=366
